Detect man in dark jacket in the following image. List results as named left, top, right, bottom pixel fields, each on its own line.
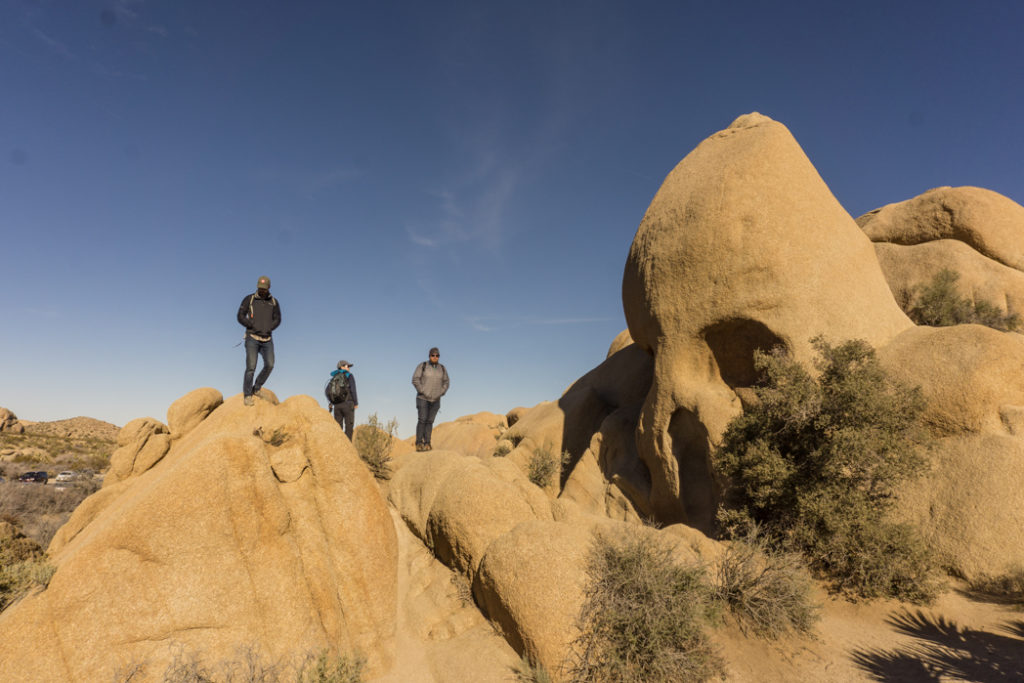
left=412, top=347, right=449, bottom=451
left=237, top=275, right=281, bottom=406
left=325, top=360, right=358, bottom=439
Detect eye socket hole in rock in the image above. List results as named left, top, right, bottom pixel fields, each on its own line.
left=703, top=319, right=785, bottom=388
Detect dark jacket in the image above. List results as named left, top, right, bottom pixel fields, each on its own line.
left=325, top=369, right=358, bottom=405
left=237, top=292, right=281, bottom=340
left=412, top=361, right=449, bottom=402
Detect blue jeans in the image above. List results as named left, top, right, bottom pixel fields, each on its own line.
left=416, top=397, right=440, bottom=445
left=244, top=337, right=275, bottom=396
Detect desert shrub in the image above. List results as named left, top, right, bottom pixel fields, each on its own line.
left=0, top=478, right=102, bottom=547
left=967, top=566, right=1024, bottom=604
left=714, top=337, right=940, bottom=602
left=450, top=572, right=474, bottom=607
left=527, top=445, right=563, bottom=488
left=712, top=526, right=819, bottom=638
left=298, top=651, right=365, bottom=683
left=0, top=524, right=53, bottom=612
left=568, top=532, right=724, bottom=683
left=513, top=656, right=553, bottom=683
left=352, top=413, right=396, bottom=480
left=493, top=441, right=512, bottom=457
left=120, top=647, right=364, bottom=683
left=906, top=269, right=1021, bottom=331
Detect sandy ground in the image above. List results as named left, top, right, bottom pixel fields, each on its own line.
left=717, top=588, right=1024, bottom=682
left=375, top=500, right=1024, bottom=682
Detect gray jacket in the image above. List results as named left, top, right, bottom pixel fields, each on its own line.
left=412, top=361, right=449, bottom=402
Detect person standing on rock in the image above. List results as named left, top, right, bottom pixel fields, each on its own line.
left=412, top=347, right=448, bottom=451
left=237, top=275, right=281, bottom=406
left=325, top=360, right=358, bottom=439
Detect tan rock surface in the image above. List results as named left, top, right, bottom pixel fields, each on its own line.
left=429, top=412, right=508, bottom=460
left=622, top=113, right=912, bottom=527
left=878, top=324, right=1024, bottom=436
left=0, top=407, right=18, bottom=432
left=166, top=386, right=224, bottom=439
left=873, top=239, right=1024, bottom=317
left=0, top=392, right=398, bottom=682
left=858, top=185, right=1024, bottom=270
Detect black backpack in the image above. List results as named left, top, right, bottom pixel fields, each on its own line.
left=326, top=373, right=350, bottom=404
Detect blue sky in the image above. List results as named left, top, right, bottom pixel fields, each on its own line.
left=3, top=1, right=1023, bottom=437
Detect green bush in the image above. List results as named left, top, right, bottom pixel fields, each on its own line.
left=906, top=269, right=1021, bottom=331
left=712, top=526, right=819, bottom=638
left=568, top=532, right=724, bottom=683
left=714, top=337, right=940, bottom=602
left=352, top=413, right=396, bottom=480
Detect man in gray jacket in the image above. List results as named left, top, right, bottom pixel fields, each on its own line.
left=412, top=347, right=449, bottom=451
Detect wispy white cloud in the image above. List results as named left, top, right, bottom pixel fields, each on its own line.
left=405, top=226, right=438, bottom=248
left=31, top=28, right=79, bottom=62
left=463, top=314, right=614, bottom=332
left=252, top=164, right=365, bottom=197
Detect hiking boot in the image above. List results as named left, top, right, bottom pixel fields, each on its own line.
left=244, top=395, right=254, bottom=406
left=415, top=443, right=424, bottom=452
left=424, top=444, right=432, bottom=451
left=253, top=387, right=262, bottom=398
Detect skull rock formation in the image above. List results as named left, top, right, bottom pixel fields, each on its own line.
left=622, top=112, right=912, bottom=528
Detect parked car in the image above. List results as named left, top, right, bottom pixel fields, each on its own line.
left=18, top=471, right=48, bottom=483
left=55, top=471, right=77, bottom=483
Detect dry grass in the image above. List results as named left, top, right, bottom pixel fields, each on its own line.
left=712, top=528, right=819, bottom=638
left=116, top=646, right=365, bottom=683
left=352, top=414, right=396, bottom=480
left=527, top=444, right=565, bottom=488
left=568, top=532, right=724, bottom=683
left=0, top=478, right=102, bottom=547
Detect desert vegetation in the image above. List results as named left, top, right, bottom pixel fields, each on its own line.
left=713, top=527, right=819, bottom=638
left=903, top=268, right=1021, bottom=332
left=714, top=337, right=941, bottom=602
left=0, top=521, right=53, bottom=612
left=568, top=529, right=820, bottom=682
left=352, top=413, right=396, bottom=480
left=117, top=646, right=365, bottom=683
left=967, top=566, right=1024, bottom=605
left=527, top=443, right=564, bottom=488
left=568, top=532, right=725, bottom=683
left=0, top=477, right=102, bottom=547
left=0, top=429, right=113, bottom=472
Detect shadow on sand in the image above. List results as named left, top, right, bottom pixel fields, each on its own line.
left=851, top=609, right=1024, bottom=682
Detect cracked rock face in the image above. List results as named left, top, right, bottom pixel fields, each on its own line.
left=0, top=391, right=397, bottom=681
left=622, top=113, right=912, bottom=528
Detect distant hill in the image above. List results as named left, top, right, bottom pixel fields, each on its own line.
left=21, top=417, right=119, bottom=441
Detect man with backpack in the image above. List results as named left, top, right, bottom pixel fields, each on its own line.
left=325, top=360, right=358, bottom=439
left=412, top=347, right=449, bottom=451
left=237, top=275, right=281, bottom=406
